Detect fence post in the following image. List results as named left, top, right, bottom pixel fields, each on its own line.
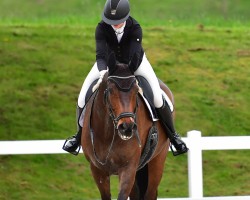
left=187, top=130, right=203, bottom=198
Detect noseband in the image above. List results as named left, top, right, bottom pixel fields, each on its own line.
left=105, top=75, right=138, bottom=129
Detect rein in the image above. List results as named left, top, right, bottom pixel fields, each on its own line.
left=89, top=89, right=116, bottom=166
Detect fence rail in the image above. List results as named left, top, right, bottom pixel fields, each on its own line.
left=1, top=130, right=250, bottom=200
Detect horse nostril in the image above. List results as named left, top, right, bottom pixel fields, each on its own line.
left=118, top=122, right=135, bottom=133
left=118, top=122, right=127, bottom=133
left=122, top=122, right=128, bottom=130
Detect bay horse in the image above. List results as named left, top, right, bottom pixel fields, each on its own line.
left=81, top=54, right=174, bottom=200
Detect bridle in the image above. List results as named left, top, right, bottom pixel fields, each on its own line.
left=104, top=75, right=139, bottom=130
left=89, top=75, right=141, bottom=166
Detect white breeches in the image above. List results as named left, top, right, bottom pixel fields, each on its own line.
left=78, top=62, right=99, bottom=108
left=77, top=54, right=173, bottom=112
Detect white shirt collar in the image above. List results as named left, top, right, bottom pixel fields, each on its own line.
left=111, top=21, right=126, bottom=34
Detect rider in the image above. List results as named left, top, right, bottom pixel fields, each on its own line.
left=62, top=0, right=188, bottom=156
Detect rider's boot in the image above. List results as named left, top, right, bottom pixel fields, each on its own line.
left=156, top=99, right=189, bottom=156
left=62, top=105, right=83, bottom=155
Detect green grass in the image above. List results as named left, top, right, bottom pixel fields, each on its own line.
left=0, top=0, right=250, bottom=199
left=1, top=0, right=250, bottom=26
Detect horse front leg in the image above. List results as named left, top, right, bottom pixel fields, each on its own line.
left=117, top=167, right=137, bottom=200
left=144, top=147, right=169, bottom=200
left=90, top=163, right=111, bottom=200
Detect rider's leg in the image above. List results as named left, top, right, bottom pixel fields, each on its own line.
left=155, top=99, right=188, bottom=156
left=62, top=63, right=100, bottom=155
left=134, top=54, right=188, bottom=156
left=62, top=105, right=83, bottom=155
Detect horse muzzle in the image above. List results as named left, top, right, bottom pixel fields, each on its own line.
left=117, top=120, right=137, bottom=141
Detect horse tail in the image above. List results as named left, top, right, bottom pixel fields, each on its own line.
left=135, top=164, right=148, bottom=199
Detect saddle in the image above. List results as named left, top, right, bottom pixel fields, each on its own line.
left=85, top=79, right=98, bottom=104
left=135, top=76, right=159, bottom=169
left=136, top=75, right=158, bottom=121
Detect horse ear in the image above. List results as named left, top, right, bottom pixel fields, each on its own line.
left=108, top=52, right=116, bottom=75
left=129, top=53, right=139, bottom=73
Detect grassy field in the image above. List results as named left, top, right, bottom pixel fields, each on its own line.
left=0, top=0, right=250, bottom=199
left=1, top=0, right=250, bottom=26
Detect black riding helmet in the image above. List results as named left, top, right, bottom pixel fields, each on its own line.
left=102, top=0, right=130, bottom=25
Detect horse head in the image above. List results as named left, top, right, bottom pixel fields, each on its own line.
left=104, top=53, right=139, bottom=140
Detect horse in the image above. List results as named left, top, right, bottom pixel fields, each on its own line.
left=81, top=54, right=174, bottom=200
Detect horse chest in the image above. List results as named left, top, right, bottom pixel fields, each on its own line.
left=91, top=158, right=125, bottom=174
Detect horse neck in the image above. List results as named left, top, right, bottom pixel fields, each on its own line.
left=92, top=82, right=113, bottom=137
left=94, top=86, right=107, bottom=117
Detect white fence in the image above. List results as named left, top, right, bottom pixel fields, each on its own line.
left=0, top=130, right=250, bottom=200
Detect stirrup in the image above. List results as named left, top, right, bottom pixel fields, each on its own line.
left=62, top=137, right=81, bottom=156
left=170, top=142, right=188, bottom=156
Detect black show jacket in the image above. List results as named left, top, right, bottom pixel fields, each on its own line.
left=95, top=16, right=144, bottom=72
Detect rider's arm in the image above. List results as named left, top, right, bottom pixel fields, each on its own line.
left=128, top=24, right=143, bottom=71
left=95, top=24, right=108, bottom=71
